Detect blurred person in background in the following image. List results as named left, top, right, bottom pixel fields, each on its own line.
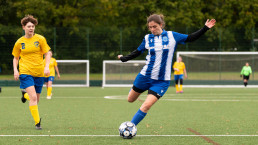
left=44, top=50, right=60, bottom=99
left=240, top=62, right=252, bottom=87
left=173, top=56, right=187, bottom=93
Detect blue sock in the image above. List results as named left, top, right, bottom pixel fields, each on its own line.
left=131, top=109, right=147, bottom=126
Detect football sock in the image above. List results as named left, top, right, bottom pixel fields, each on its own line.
left=131, top=109, right=147, bottom=126
left=244, top=82, right=247, bottom=87
left=29, top=105, right=40, bottom=125
left=47, top=87, right=52, bottom=96
left=24, top=93, right=30, bottom=101
left=180, top=85, right=183, bottom=91
left=175, top=84, right=179, bottom=91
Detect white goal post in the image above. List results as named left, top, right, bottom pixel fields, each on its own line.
left=177, top=51, right=258, bottom=88
left=103, top=52, right=258, bottom=88
left=102, top=60, right=146, bottom=87
left=50, top=60, right=90, bottom=87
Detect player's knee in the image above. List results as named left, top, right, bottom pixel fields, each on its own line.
left=30, top=95, right=37, bottom=102
left=128, top=98, right=134, bottom=103
left=141, top=104, right=152, bottom=112
left=128, top=97, right=136, bottom=103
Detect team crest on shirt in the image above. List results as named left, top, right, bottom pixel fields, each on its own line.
left=162, top=36, right=168, bottom=42
left=34, top=41, right=39, bottom=47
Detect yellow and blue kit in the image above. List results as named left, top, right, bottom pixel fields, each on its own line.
left=12, top=34, right=51, bottom=93
left=44, top=57, right=57, bottom=82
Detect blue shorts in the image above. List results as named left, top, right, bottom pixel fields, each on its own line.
left=133, top=73, right=170, bottom=99
left=174, top=74, right=184, bottom=80
left=44, top=76, right=55, bottom=82
left=19, top=74, right=44, bottom=94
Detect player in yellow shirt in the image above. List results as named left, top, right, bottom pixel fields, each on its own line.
left=44, top=51, right=60, bottom=99
left=173, top=56, right=187, bottom=93
left=12, top=15, right=51, bottom=130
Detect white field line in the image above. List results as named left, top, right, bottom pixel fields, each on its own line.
left=166, top=94, right=258, bottom=96
left=104, top=97, right=258, bottom=102
left=0, top=135, right=258, bottom=137
left=2, top=94, right=258, bottom=102
left=104, top=95, right=258, bottom=102
left=162, top=99, right=258, bottom=102
left=104, top=96, right=258, bottom=99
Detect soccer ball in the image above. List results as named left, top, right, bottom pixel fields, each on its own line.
left=119, top=121, right=137, bottom=139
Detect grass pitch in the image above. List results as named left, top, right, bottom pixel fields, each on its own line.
left=0, top=87, right=257, bottom=145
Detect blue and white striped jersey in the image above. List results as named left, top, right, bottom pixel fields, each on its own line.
left=137, top=30, right=188, bottom=81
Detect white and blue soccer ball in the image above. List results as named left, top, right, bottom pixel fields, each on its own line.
left=119, top=121, right=137, bottom=139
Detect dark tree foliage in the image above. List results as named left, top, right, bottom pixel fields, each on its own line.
left=0, top=0, right=257, bottom=73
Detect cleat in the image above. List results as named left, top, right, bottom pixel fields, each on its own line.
left=35, top=118, right=42, bottom=130
left=176, top=91, right=180, bottom=94
left=47, top=93, right=52, bottom=99
left=21, top=90, right=27, bottom=103
left=180, top=91, right=183, bottom=93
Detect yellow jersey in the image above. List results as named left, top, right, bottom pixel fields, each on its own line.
left=44, top=57, right=57, bottom=77
left=173, top=62, right=185, bottom=75
left=12, top=34, right=51, bottom=77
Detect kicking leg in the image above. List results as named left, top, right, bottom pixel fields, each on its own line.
left=131, top=94, right=158, bottom=125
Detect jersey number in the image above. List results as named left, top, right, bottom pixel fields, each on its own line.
left=21, top=43, right=25, bottom=49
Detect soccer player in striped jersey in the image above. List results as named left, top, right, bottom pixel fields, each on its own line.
left=44, top=51, right=60, bottom=99
left=240, top=62, right=252, bottom=87
left=173, top=56, right=187, bottom=93
left=118, top=14, right=216, bottom=126
left=12, top=15, right=51, bottom=130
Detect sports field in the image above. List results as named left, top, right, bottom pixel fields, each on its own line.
left=0, top=87, right=257, bottom=145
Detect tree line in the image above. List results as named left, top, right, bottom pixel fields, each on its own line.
left=0, top=0, right=257, bottom=73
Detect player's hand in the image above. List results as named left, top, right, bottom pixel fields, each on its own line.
left=185, top=75, right=187, bottom=79
left=117, top=55, right=123, bottom=59
left=14, top=71, right=19, bottom=81
left=44, top=67, right=50, bottom=76
left=240, top=75, right=242, bottom=78
left=58, top=74, right=60, bottom=79
left=205, top=19, right=216, bottom=28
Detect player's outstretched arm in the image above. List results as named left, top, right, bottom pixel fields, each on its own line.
left=205, top=19, right=216, bottom=28
left=117, top=55, right=123, bottom=60
left=185, top=19, right=216, bottom=42
left=118, top=49, right=142, bottom=62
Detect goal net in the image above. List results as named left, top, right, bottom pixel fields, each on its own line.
left=102, top=60, right=145, bottom=87
left=177, top=52, right=258, bottom=87
left=51, top=60, right=89, bottom=87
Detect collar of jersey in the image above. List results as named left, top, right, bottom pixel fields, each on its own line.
left=149, top=30, right=167, bottom=38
